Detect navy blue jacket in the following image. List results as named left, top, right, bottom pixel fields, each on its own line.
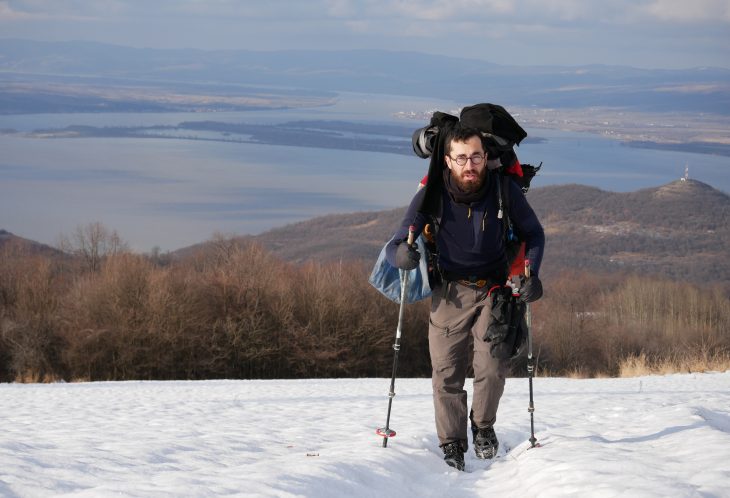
left=386, top=173, right=545, bottom=278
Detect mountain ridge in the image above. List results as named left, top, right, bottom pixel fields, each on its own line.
left=241, top=179, right=729, bottom=286
left=2, top=39, right=729, bottom=114
left=4, top=179, right=728, bottom=288
left=0, top=229, right=63, bottom=257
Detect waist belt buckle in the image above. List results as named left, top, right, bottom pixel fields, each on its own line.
left=459, top=277, right=488, bottom=288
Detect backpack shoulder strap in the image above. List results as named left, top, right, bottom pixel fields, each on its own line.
left=497, top=172, right=513, bottom=235
left=422, top=192, right=443, bottom=244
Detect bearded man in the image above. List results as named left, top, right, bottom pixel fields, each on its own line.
left=385, top=121, right=545, bottom=471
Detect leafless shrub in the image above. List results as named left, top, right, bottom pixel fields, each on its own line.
left=602, top=276, right=730, bottom=376
left=527, top=271, right=729, bottom=377
left=0, top=244, right=65, bottom=381
left=2, top=231, right=727, bottom=382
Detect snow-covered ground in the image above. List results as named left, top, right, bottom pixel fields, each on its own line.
left=1, top=373, right=729, bottom=497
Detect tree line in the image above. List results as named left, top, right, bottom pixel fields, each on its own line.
left=1, top=225, right=728, bottom=382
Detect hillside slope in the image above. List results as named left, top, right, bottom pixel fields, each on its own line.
left=0, top=229, right=64, bottom=257
left=245, top=179, right=729, bottom=285
left=528, top=179, right=729, bottom=281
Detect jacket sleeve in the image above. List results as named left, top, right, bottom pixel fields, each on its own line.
left=385, top=187, right=429, bottom=267
left=508, top=180, right=545, bottom=276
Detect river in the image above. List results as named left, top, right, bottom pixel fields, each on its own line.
left=1, top=93, right=727, bottom=251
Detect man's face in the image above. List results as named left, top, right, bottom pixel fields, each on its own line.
left=445, top=135, right=487, bottom=193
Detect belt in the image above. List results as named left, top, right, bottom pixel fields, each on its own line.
left=441, top=270, right=506, bottom=295
left=456, top=278, right=490, bottom=288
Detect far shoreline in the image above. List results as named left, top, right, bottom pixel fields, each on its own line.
left=16, top=118, right=730, bottom=159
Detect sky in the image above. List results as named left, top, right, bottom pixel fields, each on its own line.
left=0, top=0, right=729, bottom=70
left=1, top=374, right=729, bottom=496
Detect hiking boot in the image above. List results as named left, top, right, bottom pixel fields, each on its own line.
left=473, top=425, right=499, bottom=459
left=442, top=441, right=465, bottom=471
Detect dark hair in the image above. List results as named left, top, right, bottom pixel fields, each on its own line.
left=444, top=122, right=483, bottom=156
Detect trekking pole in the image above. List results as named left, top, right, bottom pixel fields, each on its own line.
left=525, top=259, right=539, bottom=448
left=377, top=226, right=416, bottom=448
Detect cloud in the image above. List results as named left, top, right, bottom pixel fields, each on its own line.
left=330, top=0, right=730, bottom=25
left=139, top=0, right=333, bottom=21
left=1, top=0, right=727, bottom=68
left=382, top=0, right=514, bottom=21
left=325, top=0, right=358, bottom=17
left=4, top=0, right=729, bottom=26
left=0, top=0, right=104, bottom=21
left=0, top=0, right=46, bottom=20
left=640, top=0, right=730, bottom=23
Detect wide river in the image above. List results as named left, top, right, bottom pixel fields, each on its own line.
left=1, top=93, right=727, bottom=251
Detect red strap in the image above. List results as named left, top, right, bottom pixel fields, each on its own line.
left=419, top=174, right=429, bottom=188
left=509, top=242, right=526, bottom=278
left=487, top=284, right=503, bottom=297
left=505, top=158, right=524, bottom=177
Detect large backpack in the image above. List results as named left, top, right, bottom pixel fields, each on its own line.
left=368, top=103, right=541, bottom=305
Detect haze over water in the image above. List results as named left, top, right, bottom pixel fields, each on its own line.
left=1, top=93, right=727, bottom=252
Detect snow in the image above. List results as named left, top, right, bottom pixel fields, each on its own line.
left=2, top=373, right=730, bottom=497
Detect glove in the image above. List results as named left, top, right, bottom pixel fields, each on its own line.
left=519, top=275, right=543, bottom=303
left=395, top=241, right=420, bottom=270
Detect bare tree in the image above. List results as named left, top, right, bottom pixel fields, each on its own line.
left=58, top=222, right=128, bottom=272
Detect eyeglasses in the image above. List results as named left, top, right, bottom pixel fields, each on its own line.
left=449, top=153, right=486, bottom=166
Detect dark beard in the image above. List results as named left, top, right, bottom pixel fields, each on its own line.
left=443, top=169, right=489, bottom=204
left=453, top=169, right=486, bottom=193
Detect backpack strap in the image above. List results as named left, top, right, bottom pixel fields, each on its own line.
left=421, top=193, right=444, bottom=290
left=497, top=172, right=513, bottom=241
left=499, top=172, right=526, bottom=276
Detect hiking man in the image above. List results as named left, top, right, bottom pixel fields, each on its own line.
left=386, top=121, right=545, bottom=471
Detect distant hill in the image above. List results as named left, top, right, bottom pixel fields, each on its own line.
left=0, top=229, right=63, bottom=257
left=2, top=39, right=729, bottom=114
left=6, top=179, right=729, bottom=288
left=527, top=179, right=729, bottom=282
left=246, top=208, right=406, bottom=263
left=239, top=179, right=729, bottom=286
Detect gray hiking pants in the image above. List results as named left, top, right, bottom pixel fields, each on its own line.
left=428, top=281, right=509, bottom=450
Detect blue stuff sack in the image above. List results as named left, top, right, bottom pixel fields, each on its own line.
left=368, top=235, right=432, bottom=304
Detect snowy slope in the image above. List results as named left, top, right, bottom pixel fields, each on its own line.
left=1, top=373, right=729, bottom=497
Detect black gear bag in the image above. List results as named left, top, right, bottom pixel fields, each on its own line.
left=484, top=285, right=528, bottom=360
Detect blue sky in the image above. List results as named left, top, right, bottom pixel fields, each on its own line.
left=1, top=0, right=729, bottom=69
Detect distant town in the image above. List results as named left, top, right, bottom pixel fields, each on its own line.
left=396, top=106, right=730, bottom=156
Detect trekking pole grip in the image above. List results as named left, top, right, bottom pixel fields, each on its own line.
left=407, top=225, right=416, bottom=246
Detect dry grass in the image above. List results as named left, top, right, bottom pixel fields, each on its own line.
left=619, top=352, right=730, bottom=377
left=533, top=271, right=730, bottom=378
left=13, top=371, right=64, bottom=383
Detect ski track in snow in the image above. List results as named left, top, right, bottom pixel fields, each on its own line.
left=1, top=373, right=730, bottom=497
